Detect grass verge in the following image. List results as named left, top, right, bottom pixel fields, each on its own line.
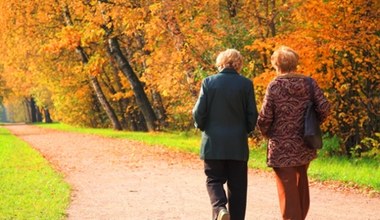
left=0, top=126, right=70, bottom=219
left=37, top=123, right=379, bottom=193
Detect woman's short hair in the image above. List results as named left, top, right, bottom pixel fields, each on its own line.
left=271, top=46, right=299, bottom=73
left=216, top=49, right=243, bottom=72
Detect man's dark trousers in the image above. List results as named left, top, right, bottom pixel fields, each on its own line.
left=204, top=159, right=247, bottom=220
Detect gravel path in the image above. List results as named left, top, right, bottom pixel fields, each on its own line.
left=5, top=124, right=380, bottom=220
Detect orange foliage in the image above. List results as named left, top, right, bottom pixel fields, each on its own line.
left=246, top=0, right=379, bottom=153
left=0, top=0, right=378, bottom=149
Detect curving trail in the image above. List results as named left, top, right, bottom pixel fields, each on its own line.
left=5, top=124, right=380, bottom=220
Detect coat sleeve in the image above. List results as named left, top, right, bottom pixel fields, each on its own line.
left=311, top=79, right=331, bottom=123
left=257, top=83, right=275, bottom=138
left=192, top=79, right=208, bottom=131
left=246, top=82, right=258, bottom=133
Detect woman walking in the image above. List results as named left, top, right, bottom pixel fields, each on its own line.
left=193, top=49, right=258, bottom=220
left=257, top=46, right=330, bottom=220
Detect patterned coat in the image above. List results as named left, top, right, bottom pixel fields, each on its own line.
left=257, top=74, right=330, bottom=167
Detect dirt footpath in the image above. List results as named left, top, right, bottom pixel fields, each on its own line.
left=5, top=124, right=380, bottom=220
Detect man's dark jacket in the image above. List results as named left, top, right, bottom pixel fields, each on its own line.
left=192, top=68, right=258, bottom=161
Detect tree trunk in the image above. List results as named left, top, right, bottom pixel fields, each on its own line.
left=131, top=108, right=148, bottom=131
left=97, top=1, right=158, bottom=131
left=35, top=106, right=43, bottom=122
left=152, top=89, right=168, bottom=128
left=108, top=37, right=158, bottom=131
left=226, top=0, right=238, bottom=17
left=24, top=98, right=32, bottom=123
left=43, top=108, right=53, bottom=123
left=29, top=97, right=37, bottom=122
left=89, top=74, right=122, bottom=130
left=0, top=103, right=8, bottom=122
left=63, top=5, right=122, bottom=131
left=104, top=46, right=138, bottom=130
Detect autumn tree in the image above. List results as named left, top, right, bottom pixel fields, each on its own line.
left=0, top=0, right=45, bottom=123
left=1, top=0, right=149, bottom=130
left=61, top=4, right=123, bottom=130
left=247, top=0, right=379, bottom=156
left=1, top=0, right=377, bottom=156
left=142, top=0, right=226, bottom=129
left=292, top=0, right=379, bottom=156
left=1, top=0, right=107, bottom=126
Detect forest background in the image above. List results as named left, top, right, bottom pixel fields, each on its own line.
left=0, top=0, right=378, bottom=159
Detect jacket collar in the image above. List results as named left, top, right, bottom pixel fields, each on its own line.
left=219, top=68, right=238, bottom=75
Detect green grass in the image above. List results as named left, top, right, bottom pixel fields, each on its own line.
left=37, top=123, right=380, bottom=192
left=0, top=127, right=70, bottom=219
left=248, top=147, right=271, bottom=171
left=309, top=156, right=379, bottom=191
left=35, top=122, right=200, bottom=154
